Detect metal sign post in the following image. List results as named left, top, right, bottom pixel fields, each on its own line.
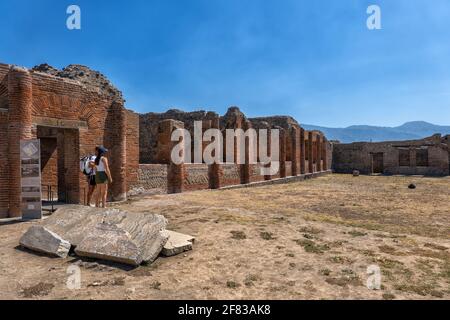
left=20, top=139, right=43, bottom=220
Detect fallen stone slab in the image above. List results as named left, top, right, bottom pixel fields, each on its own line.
left=161, top=230, right=195, bottom=257
left=75, top=223, right=143, bottom=266
left=19, top=226, right=71, bottom=258
left=21, top=205, right=169, bottom=265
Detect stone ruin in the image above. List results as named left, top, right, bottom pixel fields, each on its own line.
left=0, top=60, right=332, bottom=220
left=332, top=134, right=450, bottom=176
left=137, top=106, right=333, bottom=193
left=0, top=62, right=139, bottom=219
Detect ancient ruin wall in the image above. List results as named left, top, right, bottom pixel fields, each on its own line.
left=0, top=64, right=10, bottom=217
left=0, top=62, right=140, bottom=217
left=332, top=135, right=449, bottom=176
left=126, top=110, right=140, bottom=188
left=139, top=109, right=219, bottom=164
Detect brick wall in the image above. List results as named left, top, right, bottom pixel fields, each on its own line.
left=221, top=164, right=241, bottom=186
left=40, top=137, right=58, bottom=188
left=134, top=164, right=168, bottom=190
left=0, top=63, right=140, bottom=216
left=140, top=110, right=219, bottom=164
left=0, top=110, right=8, bottom=217
left=184, top=164, right=209, bottom=191
left=332, top=136, right=449, bottom=176
left=126, top=110, right=140, bottom=188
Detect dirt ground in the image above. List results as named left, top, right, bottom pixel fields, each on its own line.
left=0, top=174, right=449, bottom=300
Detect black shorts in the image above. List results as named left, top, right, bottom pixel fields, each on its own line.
left=88, top=175, right=97, bottom=186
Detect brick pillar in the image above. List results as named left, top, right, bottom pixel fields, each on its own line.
left=0, top=110, right=9, bottom=218
left=316, top=133, right=322, bottom=172
left=264, top=126, right=273, bottom=181
left=208, top=116, right=223, bottom=189
left=167, top=121, right=185, bottom=194
left=410, top=148, right=417, bottom=169
left=322, top=137, right=328, bottom=171
left=109, top=101, right=127, bottom=201
left=300, top=128, right=306, bottom=174
left=308, top=131, right=314, bottom=173
left=279, top=128, right=287, bottom=178
left=8, top=67, right=33, bottom=217
left=64, top=129, right=81, bottom=204
left=240, top=120, right=252, bottom=184
left=291, top=127, right=300, bottom=176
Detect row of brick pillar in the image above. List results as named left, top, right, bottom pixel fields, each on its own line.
left=167, top=120, right=329, bottom=194
left=280, top=127, right=327, bottom=178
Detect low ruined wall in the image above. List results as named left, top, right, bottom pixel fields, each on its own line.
left=222, top=164, right=241, bottom=186
left=184, top=164, right=209, bottom=191
left=333, top=143, right=372, bottom=174
left=134, top=164, right=168, bottom=190
left=333, top=138, right=449, bottom=176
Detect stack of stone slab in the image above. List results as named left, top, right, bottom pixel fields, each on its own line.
left=19, top=205, right=194, bottom=266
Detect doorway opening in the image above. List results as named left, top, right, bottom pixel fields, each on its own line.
left=371, top=152, right=384, bottom=174
left=37, top=126, right=84, bottom=211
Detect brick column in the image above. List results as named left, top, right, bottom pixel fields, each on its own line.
left=240, top=120, right=252, bottom=184
left=65, top=129, right=81, bottom=204
left=410, top=148, right=417, bottom=169
left=308, top=131, right=314, bottom=173
left=279, top=128, right=287, bottom=178
left=208, top=116, right=223, bottom=189
left=322, top=137, right=328, bottom=171
left=110, top=101, right=127, bottom=201
left=300, top=128, right=306, bottom=174
left=8, top=67, right=33, bottom=217
left=167, top=120, right=185, bottom=194
left=316, top=133, right=322, bottom=172
left=264, top=126, right=273, bottom=181
left=0, top=110, right=10, bottom=218
left=291, top=127, right=301, bottom=176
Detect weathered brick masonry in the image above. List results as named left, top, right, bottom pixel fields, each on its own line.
left=138, top=106, right=332, bottom=193
left=0, top=62, right=139, bottom=218
left=0, top=61, right=332, bottom=217
left=332, top=135, right=450, bottom=176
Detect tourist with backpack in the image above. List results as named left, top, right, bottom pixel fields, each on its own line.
left=94, top=146, right=113, bottom=208
left=80, top=147, right=98, bottom=207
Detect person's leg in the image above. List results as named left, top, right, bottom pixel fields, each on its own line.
left=87, top=184, right=95, bottom=206
left=95, top=186, right=100, bottom=207
left=95, top=184, right=103, bottom=208
left=103, top=184, right=108, bottom=208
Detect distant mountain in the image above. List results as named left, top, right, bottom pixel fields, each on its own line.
left=302, top=121, right=450, bottom=143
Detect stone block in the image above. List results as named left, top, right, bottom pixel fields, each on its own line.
left=21, top=205, right=169, bottom=266
left=161, top=230, right=195, bottom=257
left=19, top=226, right=71, bottom=258
left=75, top=223, right=143, bottom=266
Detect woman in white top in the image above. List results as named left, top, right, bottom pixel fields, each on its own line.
left=94, top=146, right=113, bottom=208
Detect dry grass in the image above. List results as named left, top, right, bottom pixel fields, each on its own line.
left=0, top=174, right=448, bottom=300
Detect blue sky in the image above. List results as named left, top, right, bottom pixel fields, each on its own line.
left=1, top=0, right=449, bottom=127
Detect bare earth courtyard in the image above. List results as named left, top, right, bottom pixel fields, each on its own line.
left=0, top=174, right=449, bottom=300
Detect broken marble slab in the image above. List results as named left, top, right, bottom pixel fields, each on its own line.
left=20, top=205, right=169, bottom=265
left=161, top=230, right=195, bottom=257
left=75, top=223, right=143, bottom=266
left=19, top=226, right=71, bottom=258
